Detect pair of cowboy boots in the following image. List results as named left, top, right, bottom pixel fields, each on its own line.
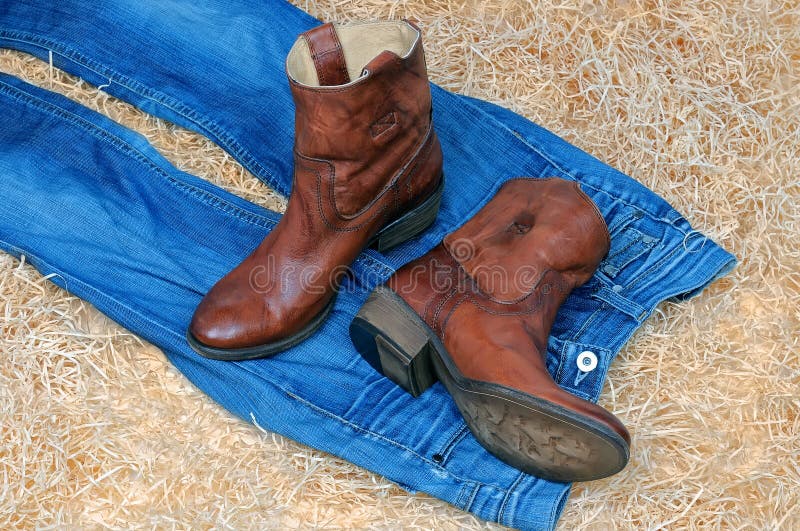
left=188, top=20, right=630, bottom=482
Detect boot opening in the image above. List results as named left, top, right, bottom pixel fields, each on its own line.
left=287, top=21, right=420, bottom=87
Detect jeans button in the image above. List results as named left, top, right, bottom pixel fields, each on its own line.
left=576, top=351, right=598, bottom=373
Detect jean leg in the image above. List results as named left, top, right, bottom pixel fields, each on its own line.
left=0, top=0, right=320, bottom=193
left=0, top=72, right=568, bottom=531
left=0, top=2, right=736, bottom=528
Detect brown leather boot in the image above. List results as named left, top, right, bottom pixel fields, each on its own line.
left=349, top=178, right=630, bottom=482
left=188, top=21, right=443, bottom=360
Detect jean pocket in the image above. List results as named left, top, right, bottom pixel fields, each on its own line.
left=598, top=213, right=659, bottom=279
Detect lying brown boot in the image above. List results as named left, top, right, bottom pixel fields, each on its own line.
left=188, top=21, right=443, bottom=360
left=349, top=178, right=630, bottom=482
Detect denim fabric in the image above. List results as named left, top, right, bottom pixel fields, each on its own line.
left=0, top=1, right=735, bottom=529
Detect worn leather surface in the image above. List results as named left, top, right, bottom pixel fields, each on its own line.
left=190, top=21, right=443, bottom=349
left=303, top=23, right=351, bottom=86
left=388, top=178, right=630, bottom=444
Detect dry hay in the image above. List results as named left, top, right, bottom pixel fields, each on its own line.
left=1, top=0, right=798, bottom=528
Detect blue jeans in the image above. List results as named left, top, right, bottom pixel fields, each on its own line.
left=0, top=1, right=735, bottom=529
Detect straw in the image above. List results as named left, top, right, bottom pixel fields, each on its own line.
left=1, top=0, right=798, bottom=527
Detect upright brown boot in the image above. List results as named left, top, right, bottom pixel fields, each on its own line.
left=188, top=21, right=443, bottom=359
left=349, top=178, right=630, bottom=482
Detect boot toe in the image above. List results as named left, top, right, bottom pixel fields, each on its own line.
left=189, top=297, right=254, bottom=349
left=188, top=275, right=270, bottom=350
left=590, top=402, right=631, bottom=447
left=188, top=280, right=321, bottom=352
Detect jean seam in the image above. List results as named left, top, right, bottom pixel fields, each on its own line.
left=548, top=485, right=570, bottom=531
left=0, top=77, right=278, bottom=231
left=459, top=97, right=692, bottom=233
left=497, top=471, right=525, bottom=525
left=355, top=253, right=395, bottom=276
left=0, top=236, right=515, bottom=498
left=637, top=245, right=736, bottom=304
left=623, top=239, right=682, bottom=293
left=571, top=304, right=605, bottom=345
left=452, top=480, right=471, bottom=510
left=0, top=30, right=283, bottom=193
left=461, top=482, right=481, bottom=513
left=604, top=232, right=660, bottom=278
left=593, top=286, right=649, bottom=323
left=605, top=211, right=638, bottom=236
left=607, top=233, right=643, bottom=261
left=588, top=236, right=684, bottom=319
left=274, top=386, right=512, bottom=495
left=0, top=240, right=186, bottom=350
left=438, top=423, right=469, bottom=463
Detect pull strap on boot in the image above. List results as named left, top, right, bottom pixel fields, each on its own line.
left=302, top=23, right=351, bottom=86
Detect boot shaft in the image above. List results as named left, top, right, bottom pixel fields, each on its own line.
left=390, top=178, right=610, bottom=341
left=442, top=177, right=610, bottom=302
left=286, top=21, right=436, bottom=216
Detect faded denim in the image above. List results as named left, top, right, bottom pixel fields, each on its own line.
left=0, top=1, right=735, bottom=529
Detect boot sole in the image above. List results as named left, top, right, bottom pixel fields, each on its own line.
left=188, top=175, right=444, bottom=361
left=349, top=285, right=630, bottom=482
left=367, top=175, right=444, bottom=252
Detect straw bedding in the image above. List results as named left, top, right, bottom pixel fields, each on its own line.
left=1, top=0, right=798, bottom=528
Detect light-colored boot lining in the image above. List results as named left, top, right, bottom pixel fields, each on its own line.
left=287, top=21, right=419, bottom=87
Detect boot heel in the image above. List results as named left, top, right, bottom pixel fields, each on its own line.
left=370, top=174, right=444, bottom=252
left=349, top=286, right=438, bottom=397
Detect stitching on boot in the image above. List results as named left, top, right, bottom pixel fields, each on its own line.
left=401, top=130, right=436, bottom=202
left=295, top=152, right=387, bottom=233
left=304, top=24, right=350, bottom=86
left=370, top=111, right=398, bottom=138
left=325, top=123, right=435, bottom=221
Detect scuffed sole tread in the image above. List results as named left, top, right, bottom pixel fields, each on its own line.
left=350, top=285, right=629, bottom=482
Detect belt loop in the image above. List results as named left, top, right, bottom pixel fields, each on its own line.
left=592, top=285, right=648, bottom=323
